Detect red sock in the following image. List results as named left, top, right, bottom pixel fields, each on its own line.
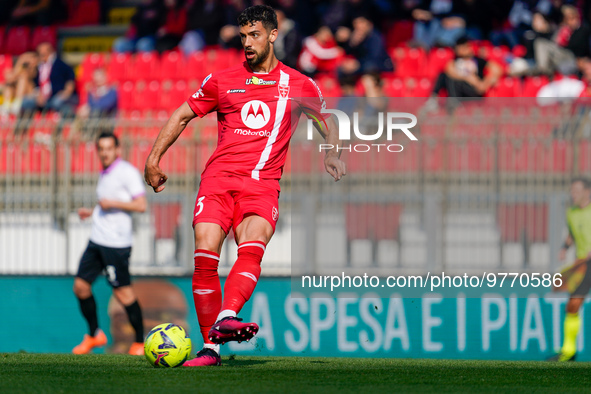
left=221, top=241, right=265, bottom=314
left=193, top=249, right=222, bottom=344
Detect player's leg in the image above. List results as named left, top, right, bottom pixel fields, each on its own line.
left=554, top=260, right=591, bottom=361
left=209, top=214, right=274, bottom=344
left=185, top=181, right=233, bottom=367
left=72, top=241, right=108, bottom=354
left=559, top=296, right=585, bottom=361
left=104, top=245, right=145, bottom=356
left=208, top=179, right=279, bottom=344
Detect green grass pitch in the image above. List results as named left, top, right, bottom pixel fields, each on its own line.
left=1, top=353, right=589, bottom=393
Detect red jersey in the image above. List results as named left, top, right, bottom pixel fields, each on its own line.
left=186, top=61, right=327, bottom=182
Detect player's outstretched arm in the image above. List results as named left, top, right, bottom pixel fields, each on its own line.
left=315, top=115, right=347, bottom=181
left=99, top=196, right=147, bottom=213
left=145, top=102, right=197, bottom=192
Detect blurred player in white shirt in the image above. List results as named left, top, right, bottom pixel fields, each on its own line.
left=72, top=132, right=148, bottom=356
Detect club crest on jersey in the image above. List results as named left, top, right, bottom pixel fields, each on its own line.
left=246, top=76, right=277, bottom=85
left=241, top=100, right=271, bottom=129
left=278, top=85, right=290, bottom=99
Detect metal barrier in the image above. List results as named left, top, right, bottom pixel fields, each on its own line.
left=0, top=100, right=589, bottom=276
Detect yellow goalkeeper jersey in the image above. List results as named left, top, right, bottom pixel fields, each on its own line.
left=566, top=203, right=591, bottom=259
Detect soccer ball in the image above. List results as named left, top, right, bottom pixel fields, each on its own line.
left=144, top=323, right=192, bottom=368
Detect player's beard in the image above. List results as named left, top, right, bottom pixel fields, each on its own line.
left=246, top=41, right=271, bottom=67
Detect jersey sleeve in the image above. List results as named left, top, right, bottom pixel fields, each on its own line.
left=186, top=73, right=218, bottom=117
left=299, top=77, right=330, bottom=122
left=125, top=165, right=147, bottom=199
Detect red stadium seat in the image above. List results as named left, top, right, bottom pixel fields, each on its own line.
left=411, top=78, right=432, bottom=97
left=186, top=52, right=208, bottom=80
left=448, top=142, right=494, bottom=172
left=132, top=51, right=160, bottom=80
left=392, top=47, right=426, bottom=79
left=119, top=81, right=135, bottom=110
left=522, top=76, right=549, bottom=97
left=107, top=52, right=132, bottom=82
left=76, top=79, right=91, bottom=105
left=498, top=140, right=572, bottom=173
left=159, top=79, right=188, bottom=110
left=4, top=27, right=30, bottom=55
left=487, top=46, right=510, bottom=70
left=159, top=51, right=187, bottom=80
left=79, top=53, right=105, bottom=82
left=385, top=21, right=414, bottom=48
left=0, top=26, right=5, bottom=53
left=578, top=140, right=591, bottom=172
left=315, top=75, right=342, bottom=98
left=426, top=48, right=454, bottom=79
left=141, top=80, right=160, bottom=110
left=66, top=0, right=100, bottom=26
left=345, top=203, right=402, bottom=241
left=487, top=77, right=521, bottom=97
left=30, top=26, right=57, bottom=50
left=152, top=203, right=182, bottom=239
left=67, top=143, right=101, bottom=173
left=0, top=54, right=12, bottom=84
left=204, top=48, right=233, bottom=75
left=512, top=45, right=527, bottom=58
left=497, top=203, right=548, bottom=243
left=421, top=142, right=444, bottom=172
left=28, top=144, right=52, bottom=174
left=383, top=77, right=405, bottom=97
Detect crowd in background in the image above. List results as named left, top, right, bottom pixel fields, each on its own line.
left=3, top=0, right=591, bottom=130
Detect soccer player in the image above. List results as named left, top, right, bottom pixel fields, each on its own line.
left=550, top=177, right=591, bottom=361
left=144, top=5, right=346, bottom=366
left=73, top=132, right=148, bottom=356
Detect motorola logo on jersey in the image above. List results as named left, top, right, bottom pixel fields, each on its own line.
left=241, top=100, right=271, bottom=129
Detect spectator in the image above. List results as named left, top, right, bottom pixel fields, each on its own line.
left=273, top=9, right=301, bottom=69
left=424, top=36, right=502, bottom=109
left=411, top=0, right=467, bottom=48
left=359, top=72, right=387, bottom=121
left=336, top=15, right=393, bottom=77
left=1, top=51, right=37, bottom=121
left=10, top=0, right=65, bottom=26
left=79, top=68, right=118, bottom=117
left=74, top=68, right=118, bottom=138
left=534, top=5, right=590, bottom=75
left=298, top=26, right=342, bottom=76
left=112, top=0, right=165, bottom=53
left=489, top=0, right=535, bottom=48
left=0, top=0, right=18, bottom=24
left=217, top=0, right=261, bottom=51
left=20, top=42, right=77, bottom=115
left=510, top=11, right=555, bottom=76
left=337, top=74, right=358, bottom=114
left=155, top=0, right=188, bottom=53
left=323, top=0, right=375, bottom=32
left=179, top=0, right=224, bottom=54
left=458, top=0, right=496, bottom=41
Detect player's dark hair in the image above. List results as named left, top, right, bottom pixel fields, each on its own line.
left=96, top=131, right=119, bottom=147
left=572, top=176, right=591, bottom=190
left=237, top=5, right=278, bottom=32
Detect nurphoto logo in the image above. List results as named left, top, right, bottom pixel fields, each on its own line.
left=307, top=109, right=418, bottom=153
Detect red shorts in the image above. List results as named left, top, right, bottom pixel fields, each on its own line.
left=192, top=176, right=280, bottom=234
